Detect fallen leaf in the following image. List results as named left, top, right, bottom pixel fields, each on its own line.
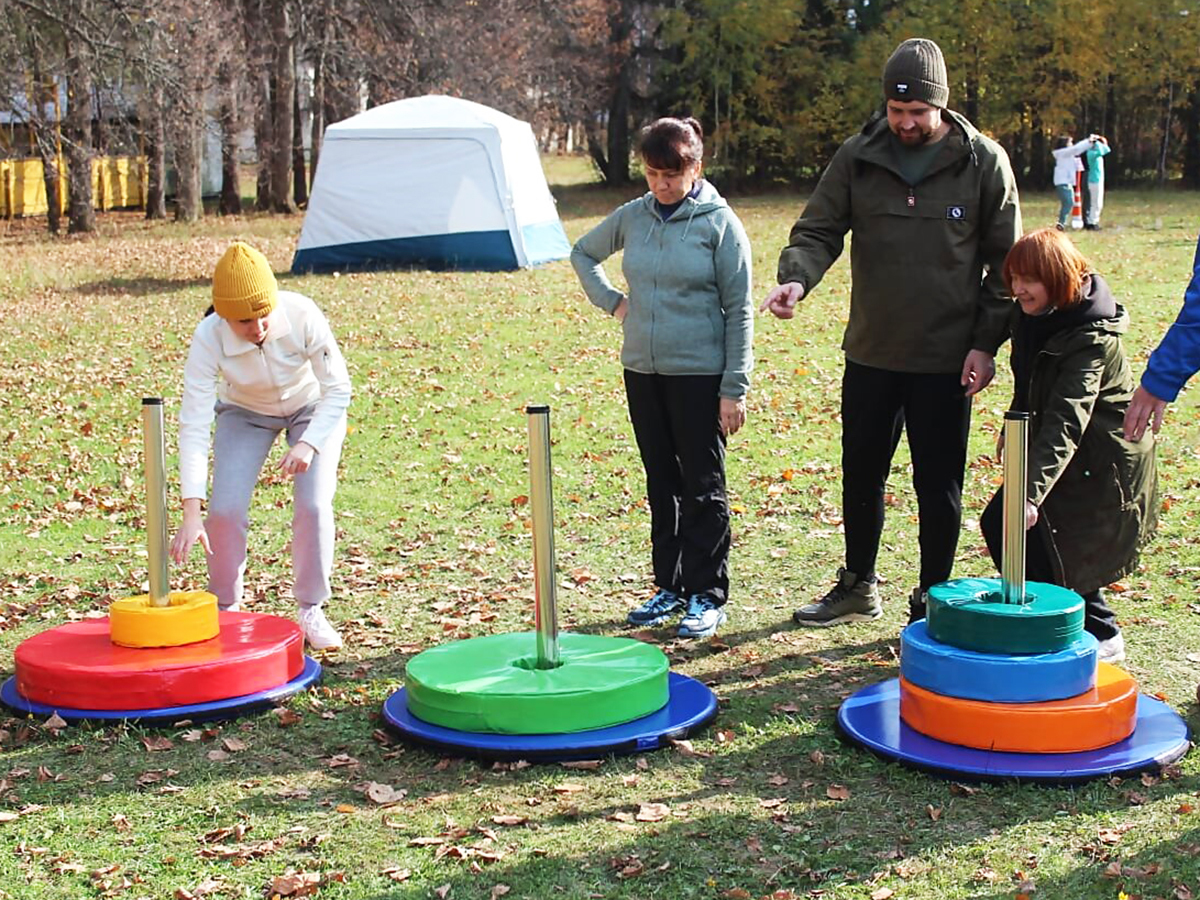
left=826, top=784, right=850, bottom=800
left=222, top=737, right=247, bottom=753
left=381, top=866, right=410, bottom=882
left=635, top=803, right=669, bottom=822
left=273, top=708, right=302, bottom=727
left=368, top=782, right=408, bottom=805
left=871, top=889, right=896, bottom=900
left=490, top=815, right=527, bottom=826
left=141, top=736, right=174, bottom=752
left=927, top=805, right=942, bottom=821
left=490, top=885, right=511, bottom=900
left=434, top=884, right=451, bottom=899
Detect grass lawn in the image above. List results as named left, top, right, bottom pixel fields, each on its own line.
left=1, top=160, right=1199, bottom=899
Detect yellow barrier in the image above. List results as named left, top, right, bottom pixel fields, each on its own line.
left=0, top=155, right=147, bottom=218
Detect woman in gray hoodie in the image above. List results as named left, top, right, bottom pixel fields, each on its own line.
left=571, top=117, right=753, bottom=639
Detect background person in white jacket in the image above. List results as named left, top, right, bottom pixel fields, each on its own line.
left=169, top=242, right=352, bottom=649
left=1051, top=135, right=1093, bottom=230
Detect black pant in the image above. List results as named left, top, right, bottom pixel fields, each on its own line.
left=981, top=491, right=1120, bottom=641
left=624, top=371, right=729, bottom=604
left=841, top=360, right=971, bottom=590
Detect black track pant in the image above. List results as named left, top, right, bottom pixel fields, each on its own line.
left=841, top=360, right=971, bottom=591
left=624, top=371, right=729, bottom=605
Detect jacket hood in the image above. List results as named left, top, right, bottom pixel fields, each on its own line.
left=640, top=179, right=729, bottom=221
left=858, top=107, right=985, bottom=171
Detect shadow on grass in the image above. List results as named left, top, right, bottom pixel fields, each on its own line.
left=74, top=275, right=210, bottom=296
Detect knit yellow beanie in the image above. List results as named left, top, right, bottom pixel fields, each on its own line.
left=212, top=242, right=277, bottom=320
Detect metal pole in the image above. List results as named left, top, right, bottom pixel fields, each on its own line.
left=142, top=398, right=170, bottom=607
left=1001, top=411, right=1030, bottom=605
left=526, top=405, right=560, bottom=669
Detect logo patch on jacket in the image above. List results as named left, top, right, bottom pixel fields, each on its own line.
left=946, top=205, right=966, bottom=220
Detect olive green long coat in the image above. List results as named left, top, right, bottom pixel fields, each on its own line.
left=992, top=305, right=1157, bottom=594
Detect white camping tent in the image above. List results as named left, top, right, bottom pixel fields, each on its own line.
left=292, top=95, right=571, bottom=273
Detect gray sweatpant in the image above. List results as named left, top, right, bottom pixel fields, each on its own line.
left=206, top=402, right=346, bottom=610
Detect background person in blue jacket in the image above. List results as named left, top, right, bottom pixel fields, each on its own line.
left=571, top=116, right=753, bottom=640
left=1124, top=236, right=1200, bottom=441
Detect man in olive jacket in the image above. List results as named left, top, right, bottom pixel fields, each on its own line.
left=762, top=37, right=1022, bottom=627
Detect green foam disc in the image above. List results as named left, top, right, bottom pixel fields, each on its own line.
left=926, top=577, right=1084, bottom=654
left=404, top=632, right=670, bottom=734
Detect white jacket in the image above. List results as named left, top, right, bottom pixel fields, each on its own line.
left=1052, top=138, right=1092, bottom=186
left=179, top=290, right=352, bottom=499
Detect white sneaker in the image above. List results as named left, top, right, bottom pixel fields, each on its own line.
left=220, top=602, right=242, bottom=613
left=1097, top=633, right=1125, bottom=664
left=298, top=606, right=343, bottom=650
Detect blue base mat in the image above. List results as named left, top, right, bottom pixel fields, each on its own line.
left=382, top=671, right=718, bottom=761
left=0, top=657, right=322, bottom=725
left=838, top=677, right=1191, bottom=783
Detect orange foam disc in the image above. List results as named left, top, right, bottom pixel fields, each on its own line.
left=899, top=663, right=1137, bottom=753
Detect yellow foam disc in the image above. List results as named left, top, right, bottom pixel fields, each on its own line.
left=109, top=591, right=220, bottom=648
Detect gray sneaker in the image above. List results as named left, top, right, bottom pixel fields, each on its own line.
left=793, top=568, right=882, bottom=627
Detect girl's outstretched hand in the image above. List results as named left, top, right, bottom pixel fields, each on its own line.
left=280, top=441, right=316, bottom=476
left=170, top=498, right=211, bottom=564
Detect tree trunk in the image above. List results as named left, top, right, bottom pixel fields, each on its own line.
left=28, top=38, right=61, bottom=234
left=292, top=73, right=307, bottom=206
left=64, top=35, right=95, bottom=234
left=254, top=69, right=273, bottom=211
left=173, top=91, right=203, bottom=223
left=218, top=63, right=242, bottom=215
left=1029, top=110, right=1047, bottom=190
left=603, top=0, right=634, bottom=186
left=310, top=46, right=325, bottom=183
left=269, top=0, right=297, bottom=213
left=1158, top=81, right=1174, bottom=186
left=146, top=85, right=167, bottom=219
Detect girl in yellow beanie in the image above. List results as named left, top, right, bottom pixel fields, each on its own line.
left=169, top=241, right=352, bottom=649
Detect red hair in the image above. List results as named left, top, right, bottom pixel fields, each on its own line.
left=1003, top=228, right=1090, bottom=309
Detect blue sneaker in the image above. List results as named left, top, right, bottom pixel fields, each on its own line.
left=627, top=589, right=686, bottom=626
left=677, top=594, right=727, bottom=639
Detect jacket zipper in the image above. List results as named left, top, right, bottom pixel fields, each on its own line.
left=258, top=345, right=284, bottom=416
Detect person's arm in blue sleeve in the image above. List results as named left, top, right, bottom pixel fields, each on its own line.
left=1125, top=235, right=1200, bottom=439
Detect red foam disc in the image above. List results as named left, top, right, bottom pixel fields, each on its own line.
left=14, top=612, right=304, bottom=710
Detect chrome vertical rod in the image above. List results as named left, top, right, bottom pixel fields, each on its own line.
left=1001, top=411, right=1030, bottom=605
left=527, top=405, right=560, bottom=669
left=142, top=398, right=170, bottom=607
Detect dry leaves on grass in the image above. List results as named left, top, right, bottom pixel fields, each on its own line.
left=635, top=803, right=669, bottom=822
left=173, top=877, right=224, bottom=899
left=826, top=784, right=850, bottom=800
left=361, top=782, right=407, bottom=806
left=266, top=870, right=344, bottom=898
left=273, top=708, right=302, bottom=727
left=198, top=837, right=286, bottom=861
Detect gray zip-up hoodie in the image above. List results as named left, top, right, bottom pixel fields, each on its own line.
left=571, top=180, right=753, bottom=399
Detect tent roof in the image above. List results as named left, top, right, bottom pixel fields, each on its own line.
left=326, top=95, right=527, bottom=139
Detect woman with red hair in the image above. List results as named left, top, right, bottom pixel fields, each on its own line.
left=980, top=228, right=1156, bottom=663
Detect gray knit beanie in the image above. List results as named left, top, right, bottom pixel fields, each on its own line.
left=883, top=38, right=949, bottom=108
